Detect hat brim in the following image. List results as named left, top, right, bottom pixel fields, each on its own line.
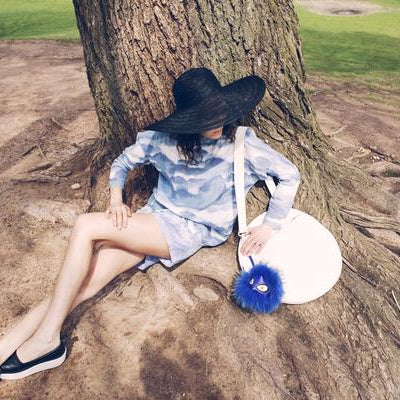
left=143, top=75, right=266, bottom=135
left=144, top=94, right=231, bottom=134
left=222, top=75, right=266, bottom=120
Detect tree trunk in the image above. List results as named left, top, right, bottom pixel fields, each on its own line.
left=71, top=0, right=400, bottom=398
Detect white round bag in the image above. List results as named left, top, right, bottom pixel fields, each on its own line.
left=232, top=126, right=342, bottom=311
left=237, top=208, right=343, bottom=304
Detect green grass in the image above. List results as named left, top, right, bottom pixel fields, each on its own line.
left=1, top=0, right=399, bottom=87
left=0, top=0, right=79, bottom=40
left=295, top=3, right=400, bottom=87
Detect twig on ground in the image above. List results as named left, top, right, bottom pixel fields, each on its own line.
left=326, top=125, right=347, bottom=137
left=309, top=89, right=323, bottom=96
left=37, top=142, right=48, bottom=159
left=366, top=145, right=400, bottom=165
left=11, top=174, right=61, bottom=184
left=51, top=117, right=71, bottom=132
left=22, top=144, right=37, bottom=156
left=342, top=256, right=378, bottom=287
left=391, top=290, right=400, bottom=315
left=26, top=161, right=53, bottom=173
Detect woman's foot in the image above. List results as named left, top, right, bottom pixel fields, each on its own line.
left=0, top=339, right=15, bottom=366
left=0, top=338, right=67, bottom=380
left=14, top=334, right=61, bottom=365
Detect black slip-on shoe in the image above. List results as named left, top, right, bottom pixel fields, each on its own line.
left=0, top=340, right=67, bottom=380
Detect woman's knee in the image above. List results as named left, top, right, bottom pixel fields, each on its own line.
left=93, top=239, right=114, bottom=252
left=73, top=212, right=89, bottom=229
left=72, top=212, right=101, bottom=238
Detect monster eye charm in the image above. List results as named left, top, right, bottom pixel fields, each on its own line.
left=250, top=275, right=269, bottom=294
left=256, top=284, right=269, bottom=293
left=232, top=263, right=284, bottom=314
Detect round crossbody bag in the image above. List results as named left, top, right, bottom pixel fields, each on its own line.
left=232, top=126, right=343, bottom=313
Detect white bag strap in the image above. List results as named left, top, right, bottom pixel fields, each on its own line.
left=234, top=126, right=277, bottom=238
left=233, top=126, right=248, bottom=237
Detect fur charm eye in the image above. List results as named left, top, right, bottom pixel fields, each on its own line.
left=256, top=284, right=269, bottom=293
left=249, top=278, right=254, bottom=285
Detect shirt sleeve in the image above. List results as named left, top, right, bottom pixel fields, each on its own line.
left=108, top=130, right=155, bottom=189
left=245, top=127, right=301, bottom=232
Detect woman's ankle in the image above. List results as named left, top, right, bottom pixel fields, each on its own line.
left=31, top=329, right=61, bottom=345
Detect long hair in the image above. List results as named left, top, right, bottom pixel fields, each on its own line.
left=175, top=119, right=240, bottom=166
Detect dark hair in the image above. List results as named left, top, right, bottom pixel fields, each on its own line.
left=175, top=119, right=240, bottom=166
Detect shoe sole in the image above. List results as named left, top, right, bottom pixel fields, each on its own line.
left=0, top=347, right=67, bottom=380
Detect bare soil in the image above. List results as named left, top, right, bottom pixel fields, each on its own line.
left=0, top=39, right=399, bottom=399
left=295, top=0, right=393, bottom=16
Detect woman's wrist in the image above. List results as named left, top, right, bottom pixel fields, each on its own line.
left=109, top=186, right=123, bottom=206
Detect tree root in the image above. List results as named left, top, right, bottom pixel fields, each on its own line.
left=339, top=206, right=400, bottom=233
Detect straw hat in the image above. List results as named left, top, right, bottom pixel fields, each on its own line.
left=143, top=67, right=266, bottom=134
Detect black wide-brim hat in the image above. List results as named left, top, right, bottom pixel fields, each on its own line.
left=143, top=67, right=266, bottom=135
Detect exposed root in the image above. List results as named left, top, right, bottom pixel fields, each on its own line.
left=339, top=206, right=400, bottom=233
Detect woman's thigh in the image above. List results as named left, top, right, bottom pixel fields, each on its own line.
left=77, top=244, right=144, bottom=298
left=74, top=211, right=171, bottom=260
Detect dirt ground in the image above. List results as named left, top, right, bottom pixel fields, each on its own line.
left=295, top=0, right=393, bottom=16
left=0, top=40, right=399, bottom=399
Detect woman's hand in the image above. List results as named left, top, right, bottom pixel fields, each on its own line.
left=105, top=201, right=132, bottom=230
left=240, top=224, right=276, bottom=256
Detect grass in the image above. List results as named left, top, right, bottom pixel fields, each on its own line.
left=0, top=0, right=399, bottom=87
left=294, top=3, right=400, bottom=88
left=0, top=0, right=79, bottom=40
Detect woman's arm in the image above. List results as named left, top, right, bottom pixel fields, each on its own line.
left=245, top=127, right=301, bottom=232
left=108, top=130, right=155, bottom=193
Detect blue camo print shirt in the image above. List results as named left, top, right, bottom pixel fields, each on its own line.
left=108, top=126, right=301, bottom=241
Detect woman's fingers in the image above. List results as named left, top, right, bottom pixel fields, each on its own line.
left=116, top=206, right=130, bottom=229
left=105, top=207, right=111, bottom=219
left=117, top=208, right=123, bottom=229
left=106, top=204, right=130, bottom=229
left=241, top=237, right=252, bottom=255
left=121, top=207, right=128, bottom=228
left=253, top=240, right=263, bottom=254
left=115, top=208, right=120, bottom=229
left=123, top=205, right=132, bottom=226
left=105, top=204, right=132, bottom=229
left=111, top=209, right=117, bottom=227
left=241, top=235, right=263, bottom=256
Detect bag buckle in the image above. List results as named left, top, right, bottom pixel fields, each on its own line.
left=238, top=231, right=250, bottom=237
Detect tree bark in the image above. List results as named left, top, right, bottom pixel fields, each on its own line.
left=71, top=0, right=400, bottom=398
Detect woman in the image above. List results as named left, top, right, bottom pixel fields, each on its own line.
left=0, top=67, right=300, bottom=380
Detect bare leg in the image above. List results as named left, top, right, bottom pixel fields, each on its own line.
left=2, top=211, right=170, bottom=364
left=0, top=241, right=144, bottom=365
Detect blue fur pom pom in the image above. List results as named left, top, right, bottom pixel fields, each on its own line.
left=232, top=263, right=284, bottom=313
